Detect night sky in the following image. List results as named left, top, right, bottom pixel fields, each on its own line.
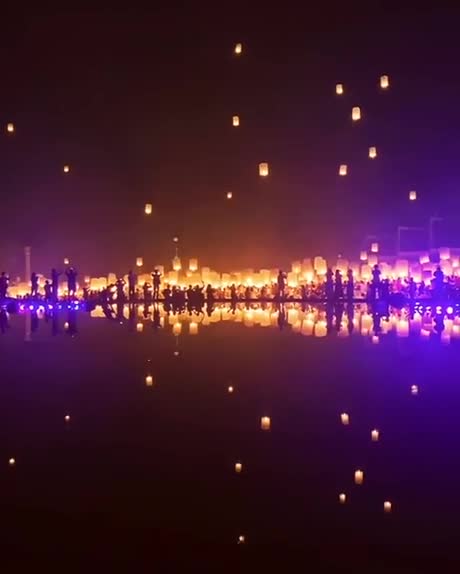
left=1, top=5, right=460, bottom=276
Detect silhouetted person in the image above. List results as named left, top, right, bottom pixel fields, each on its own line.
left=152, top=269, right=161, bottom=299
left=230, top=284, right=237, bottom=302
left=433, top=266, right=444, bottom=298
left=346, top=269, right=354, bottom=301
left=116, top=277, right=125, bottom=303
left=370, top=265, right=381, bottom=299
left=380, top=279, right=390, bottom=300
left=325, top=268, right=334, bottom=300
left=51, top=268, right=60, bottom=300
left=143, top=282, right=151, bottom=304
left=128, top=270, right=137, bottom=301
left=0, top=272, right=9, bottom=299
left=277, top=270, right=286, bottom=299
left=66, top=268, right=77, bottom=296
left=206, top=284, right=214, bottom=301
left=44, top=280, right=52, bottom=301
left=0, top=309, right=9, bottom=333
left=408, top=277, right=416, bottom=300
left=31, top=272, right=39, bottom=297
left=334, top=270, right=343, bottom=299
left=245, top=286, right=251, bottom=301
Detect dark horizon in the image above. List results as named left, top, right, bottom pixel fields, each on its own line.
left=2, top=5, right=460, bottom=276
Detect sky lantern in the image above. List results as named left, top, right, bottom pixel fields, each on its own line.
left=64, top=257, right=70, bottom=265
left=172, top=322, right=182, bottom=336
left=6, top=122, right=14, bottom=133
left=360, top=251, right=368, bottom=262
left=189, top=322, right=198, bottom=335
left=371, top=242, right=379, bottom=253
left=226, top=191, right=233, bottom=199
left=339, top=493, right=346, bottom=504
left=384, top=501, right=392, bottom=513
left=189, top=258, right=198, bottom=272
left=340, top=412, right=350, bottom=426
left=339, top=164, right=348, bottom=176
left=232, top=115, right=240, bottom=127
left=352, top=106, right=361, bottom=121
left=234, top=42, right=242, bottom=55
left=409, top=190, right=417, bottom=201
left=235, top=462, right=242, bottom=473
left=380, top=75, right=390, bottom=89
left=354, top=470, right=364, bottom=485
left=65, top=415, right=71, bottom=422
left=260, top=416, right=271, bottom=430
left=145, top=375, right=153, bottom=386
left=336, top=83, right=344, bottom=95
left=228, top=385, right=234, bottom=393
left=173, top=236, right=179, bottom=243
left=172, top=256, right=181, bottom=271
left=63, top=165, right=70, bottom=173
left=369, top=146, right=377, bottom=159
left=237, top=535, right=245, bottom=544
left=259, top=162, right=269, bottom=177
left=371, top=429, right=380, bottom=442
left=9, top=458, right=16, bottom=467
left=136, top=322, right=144, bottom=333
left=144, top=203, right=152, bottom=215
left=136, top=257, right=143, bottom=267
left=411, top=384, right=419, bottom=396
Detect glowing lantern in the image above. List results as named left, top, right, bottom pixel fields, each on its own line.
left=419, top=253, right=430, bottom=265
left=354, top=470, right=364, bottom=485
left=64, top=258, right=70, bottom=265
left=144, top=203, right=152, bottom=215
left=145, top=375, right=153, bottom=386
left=226, top=191, right=233, bottom=199
left=189, top=322, right=198, bottom=335
left=439, top=247, right=451, bottom=261
left=235, top=462, right=242, bottom=473
left=360, top=251, right=368, bottom=262
left=173, top=236, right=179, bottom=243
left=409, top=190, right=417, bottom=201
left=237, top=535, right=245, bottom=544
left=189, top=258, right=198, bottom=272
left=336, top=83, right=344, bottom=95
left=228, top=386, right=234, bottom=393
left=340, top=413, right=350, bottom=426
left=371, top=242, right=379, bottom=253
left=384, top=501, right=392, bottom=513
left=172, top=322, right=182, bottom=336
left=6, top=122, right=14, bottom=133
left=232, top=115, right=240, bottom=127
left=234, top=43, right=242, bottom=55
left=372, top=335, right=379, bottom=345
left=136, top=257, right=143, bottom=267
left=259, top=162, right=269, bottom=177
left=339, top=493, right=346, bottom=504
left=136, top=322, right=143, bottom=333
left=261, top=416, right=271, bottom=431
left=339, top=164, right=348, bottom=176
left=369, top=146, right=377, bottom=159
left=371, top=429, right=379, bottom=442
left=411, top=384, right=418, bottom=396
left=172, top=256, right=181, bottom=271
left=352, top=106, right=361, bottom=121
left=8, top=458, right=15, bottom=467
left=65, top=415, right=71, bottom=422
left=63, top=165, right=70, bottom=173
left=380, top=75, right=389, bottom=89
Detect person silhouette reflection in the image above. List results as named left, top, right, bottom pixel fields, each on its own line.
left=277, top=304, right=286, bottom=330
left=153, top=304, right=161, bottom=330
left=347, top=303, right=354, bottom=335
left=66, top=310, right=78, bottom=336
left=52, top=310, right=60, bottom=336
left=335, top=303, right=344, bottom=332
left=31, top=272, right=39, bottom=298
left=31, top=309, right=39, bottom=333
left=0, top=309, right=9, bottom=333
left=326, top=303, right=334, bottom=334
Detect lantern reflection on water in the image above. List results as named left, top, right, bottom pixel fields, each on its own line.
left=136, top=322, right=143, bottom=333
left=340, top=413, right=350, bottom=426
left=339, top=164, right=348, bottom=176
left=354, top=470, right=364, bottom=485
left=336, top=83, right=344, bottom=95
left=352, top=106, right=361, bottom=121
left=189, top=322, right=198, bottom=335
left=380, top=75, right=389, bottom=89
left=232, top=115, right=240, bottom=127
left=259, top=162, right=269, bottom=177
left=261, top=416, right=271, bottom=431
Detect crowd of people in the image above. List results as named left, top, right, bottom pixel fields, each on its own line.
left=1, top=264, right=459, bottom=304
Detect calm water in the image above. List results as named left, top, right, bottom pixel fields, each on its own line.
left=1, top=304, right=460, bottom=570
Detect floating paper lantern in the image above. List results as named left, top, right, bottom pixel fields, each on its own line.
left=173, top=236, right=179, bottom=243
left=172, top=256, right=181, bottom=271
left=237, top=535, right=245, bottom=544
left=235, top=462, right=242, bottom=473
left=360, top=251, right=368, bottom=262
left=261, top=416, right=271, bottom=430
left=136, top=257, right=143, bottom=267
left=145, top=375, right=153, bottom=386
left=371, top=429, right=379, bottom=442
left=9, top=458, right=15, bottom=467
left=384, top=501, right=392, bottom=513
left=65, top=415, right=71, bottom=422
left=352, top=106, right=361, bottom=121
left=340, top=412, right=350, bottom=426
left=336, top=83, right=344, bottom=95
left=189, top=322, right=198, bottom=335
left=63, top=165, right=70, bottom=173
left=439, top=247, right=451, bottom=261
left=371, top=242, right=379, bottom=253
left=339, top=493, right=346, bottom=504
left=380, top=75, right=390, bottom=89
left=411, top=384, right=418, bottom=396
left=409, top=190, right=417, bottom=201
left=369, top=146, right=377, bottom=159
left=372, top=335, right=379, bottom=345
left=234, top=43, right=242, bottom=55
left=232, top=115, right=240, bottom=127
left=64, top=257, right=70, bottom=265
left=259, top=162, right=269, bottom=177
left=339, top=164, right=348, bottom=176
left=419, top=253, right=430, bottom=265
left=172, top=322, right=182, bottom=336
left=354, top=470, right=364, bottom=485
left=144, top=203, right=152, bottom=215
left=173, top=350, right=180, bottom=357
left=6, top=122, right=14, bottom=133
left=136, top=322, right=143, bottom=333
left=189, top=258, right=198, bottom=272
left=226, top=191, right=233, bottom=199
left=228, top=385, right=234, bottom=393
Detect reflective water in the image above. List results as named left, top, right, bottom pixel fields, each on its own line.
left=1, top=304, right=460, bottom=569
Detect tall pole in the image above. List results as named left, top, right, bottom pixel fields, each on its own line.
left=24, top=246, right=31, bottom=286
